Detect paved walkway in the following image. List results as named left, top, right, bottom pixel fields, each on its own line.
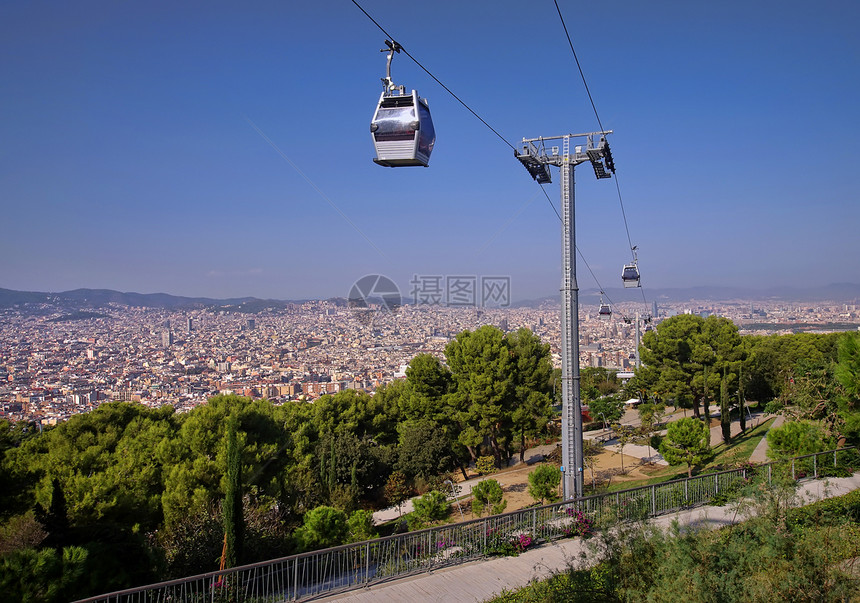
left=749, top=414, right=784, bottom=463
left=373, top=411, right=783, bottom=525
left=323, top=472, right=860, bottom=602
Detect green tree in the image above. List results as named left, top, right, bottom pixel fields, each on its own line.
left=589, top=396, right=625, bottom=428
left=162, top=395, right=291, bottom=528
left=835, top=333, right=860, bottom=444
left=612, top=424, right=637, bottom=473
left=580, top=367, right=621, bottom=401
left=470, top=479, right=507, bottom=517
left=10, top=402, right=180, bottom=530
left=222, top=412, right=243, bottom=568
left=294, top=506, right=348, bottom=552
left=583, top=439, right=602, bottom=489
left=745, top=332, right=840, bottom=402
left=720, top=374, right=731, bottom=444
left=509, top=329, right=554, bottom=462
left=383, top=471, right=411, bottom=517
left=411, top=490, right=450, bottom=525
left=445, top=326, right=515, bottom=467
left=766, top=420, right=833, bottom=458
left=527, top=464, right=561, bottom=504
left=0, top=545, right=89, bottom=602
left=660, top=418, right=711, bottom=477
left=346, top=509, right=377, bottom=543
left=639, top=314, right=704, bottom=416
left=395, top=419, right=456, bottom=481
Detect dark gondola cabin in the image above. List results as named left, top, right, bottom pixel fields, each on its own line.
left=622, top=263, right=640, bottom=288
left=599, top=302, right=612, bottom=321
left=371, top=90, right=435, bottom=167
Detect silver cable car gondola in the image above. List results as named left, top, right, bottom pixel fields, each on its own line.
left=598, top=294, right=612, bottom=321
left=370, top=40, right=435, bottom=167
left=622, top=246, right=640, bottom=288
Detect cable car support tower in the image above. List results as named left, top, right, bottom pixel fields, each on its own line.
left=516, top=131, right=614, bottom=501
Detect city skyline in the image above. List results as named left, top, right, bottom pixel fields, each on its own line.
left=3, top=1, right=858, bottom=300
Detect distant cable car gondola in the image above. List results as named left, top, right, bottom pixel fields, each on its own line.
left=370, top=40, right=435, bottom=167
left=598, top=293, right=612, bottom=321
left=622, top=246, right=640, bottom=288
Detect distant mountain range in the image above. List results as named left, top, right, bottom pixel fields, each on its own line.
left=1, top=283, right=859, bottom=312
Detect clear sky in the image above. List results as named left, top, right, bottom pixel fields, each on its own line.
left=2, top=1, right=858, bottom=302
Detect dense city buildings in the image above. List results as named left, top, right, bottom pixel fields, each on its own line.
left=1, top=298, right=858, bottom=425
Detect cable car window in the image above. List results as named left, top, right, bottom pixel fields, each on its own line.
left=417, top=102, right=435, bottom=158
left=373, top=107, right=416, bottom=141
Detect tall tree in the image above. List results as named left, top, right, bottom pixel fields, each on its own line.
left=639, top=314, right=705, bottom=416
left=508, top=328, right=554, bottom=463
left=720, top=374, right=731, bottom=444
left=835, top=333, right=860, bottom=444
left=222, top=412, right=243, bottom=568
left=660, top=418, right=711, bottom=478
left=445, top=326, right=515, bottom=467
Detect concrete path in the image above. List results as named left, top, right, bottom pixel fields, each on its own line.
left=372, top=445, right=558, bottom=525
left=749, top=414, right=784, bottom=463
left=373, top=411, right=781, bottom=525
left=322, top=472, right=860, bottom=602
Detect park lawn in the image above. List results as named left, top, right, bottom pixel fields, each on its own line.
left=602, top=417, right=775, bottom=493
left=702, top=417, right=775, bottom=471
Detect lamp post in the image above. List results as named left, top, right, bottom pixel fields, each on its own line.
left=599, top=412, right=609, bottom=432
left=443, top=479, right=465, bottom=521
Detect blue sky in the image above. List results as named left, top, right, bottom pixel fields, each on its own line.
left=2, top=0, right=858, bottom=301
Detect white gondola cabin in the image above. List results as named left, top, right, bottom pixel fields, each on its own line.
left=370, top=40, right=436, bottom=168
left=622, top=263, right=640, bottom=288
left=599, top=301, right=612, bottom=321
left=371, top=90, right=435, bottom=167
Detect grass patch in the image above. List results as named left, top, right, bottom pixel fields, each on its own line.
left=599, top=418, right=775, bottom=493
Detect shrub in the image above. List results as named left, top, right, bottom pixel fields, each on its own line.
left=527, top=464, right=561, bottom=504
left=471, top=479, right=507, bottom=517
left=476, top=456, right=497, bottom=475
left=412, top=490, right=450, bottom=523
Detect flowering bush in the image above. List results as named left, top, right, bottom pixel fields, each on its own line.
left=564, top=508, right=594, bottom=537
left=514, top=533, right=533, bottom=553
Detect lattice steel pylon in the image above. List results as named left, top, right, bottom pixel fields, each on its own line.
left=515, top=131, right=614, bottom=501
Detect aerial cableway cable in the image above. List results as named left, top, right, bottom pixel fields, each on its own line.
left=553, top=0, right=652, bottom=316
left=351, top=0, right=514, bottom=152
left=350, top=0, right=617, bottom=302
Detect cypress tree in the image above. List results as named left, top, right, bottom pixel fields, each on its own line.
left=720, top=373, right=731, bottom=444
left=223, top=413, right=243, bottom=568
left=738, top=365, right=747, bottom=432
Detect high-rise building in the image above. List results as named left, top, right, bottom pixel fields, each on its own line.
left=246, top=318, right=256, bottom=330
left=187, top=317, right=194, bottom=333
left=652, top=300, right=658, bottom=318
left=161, top=330, right=173, bottom=347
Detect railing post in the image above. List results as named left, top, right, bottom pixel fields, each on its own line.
left=768, top=463, right=772, bottom=485
left=482, top=519, right=487, bottom=553
left=365, top=542, right=371, bottom=584
left=651, top=484, right=656, bottom=515
left=293, top=557, right=298, bottom=601
left=715, top=473, right=719, bottom=495
left=532, top=508, right=537, bottom=538
left=814, top=454, right=818, bottom=478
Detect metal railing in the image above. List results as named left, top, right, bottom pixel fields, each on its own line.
left=77, top=446, right=858, bottom=603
